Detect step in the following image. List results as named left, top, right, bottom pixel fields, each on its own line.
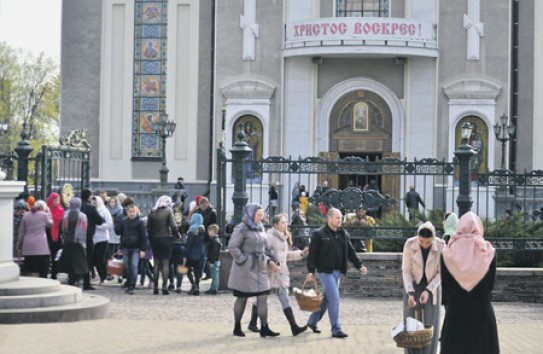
left=0, top=293, right=110, bottom=324
left=0, top=285, right=82, bottom=309
left=0, top=277, right=61, bottom=296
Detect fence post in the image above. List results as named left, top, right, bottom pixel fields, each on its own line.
left=454, top=123, right=475, bottom=217
left=229, top=125, right=252, bottom=225
left=14, top=126, right=33, bottom=193
left=216, top=147, right=226, bottom=231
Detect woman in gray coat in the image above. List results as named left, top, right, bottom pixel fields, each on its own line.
left=228, top=203, right=280, bottom=338
left=247, top=213, right=308, bottom=336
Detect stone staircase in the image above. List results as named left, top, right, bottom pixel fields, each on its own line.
left=0, top=277, right=110, bottom=324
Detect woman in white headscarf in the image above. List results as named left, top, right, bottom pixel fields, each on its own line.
left=440, top=212, right=499, bottom=354
left=91, top=195, right=113, bottom=285
left=401, top=221, right=445, bottom=354
left=17, top=200, right=53, bottom=278
left=147, top=195, right=179, bottom=295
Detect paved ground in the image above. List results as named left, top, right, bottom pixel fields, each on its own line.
left=0, top=277, right=542, bottom=353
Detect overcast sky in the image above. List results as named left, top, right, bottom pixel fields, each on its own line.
left=0, top=0, right=61, bottom=62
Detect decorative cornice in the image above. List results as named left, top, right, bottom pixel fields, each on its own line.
left=443, top=77, right=501, bottom=100
left=221, top=80, right=276, bottom=100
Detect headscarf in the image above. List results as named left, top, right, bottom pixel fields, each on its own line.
left=14, top=199, right=28, bottom=212
left=116, top=193, right=127, bottom=206
left=417, top=221, right=436, bottom=238
left=152, top=195, right=172, bottom=212
left=443, top=212, right=458, bottom=238
left=107, top=195, right=124, bottom=217
left=189, top=213, right=203, bottom=234
left=27, top=195, right=36, bottom=209
left=47, top=192, right=65, bottom=242
left=64, top=197, right=87, bottom=245
left=69, top=197, right=82, bottom=212
left=93, top=195, right=110, bottom=219
left=31, top=200, right=47, bottom=213
left=242, top=203, right=263, bottom=231
left=442, top=212, right=495, bottom=292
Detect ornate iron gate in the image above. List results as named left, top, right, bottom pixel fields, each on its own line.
left=34, top=130, right=91, bottom=204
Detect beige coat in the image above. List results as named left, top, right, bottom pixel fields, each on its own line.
left=266, top=227, right=304, bottom=289
left=402, top=236, right=445, bottom=305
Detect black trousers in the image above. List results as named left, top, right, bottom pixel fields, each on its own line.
left=46, top=230, right=62, bottom=279
left=92, top=241, right=108, bottom=282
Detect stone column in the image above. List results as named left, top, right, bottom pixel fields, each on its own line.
left=0, top=181, right=25, bottom=283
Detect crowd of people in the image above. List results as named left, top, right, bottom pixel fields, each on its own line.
left=12, top=183, right=500, bottom=353
left=13, top=187, right=220, bottom=298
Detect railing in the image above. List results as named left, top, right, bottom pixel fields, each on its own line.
left=216, top=150, right=543, bottom=253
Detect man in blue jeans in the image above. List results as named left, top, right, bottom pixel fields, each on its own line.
left=114, top=204, right=147, bottom=295
left=306, top=208, right=368, bottom=338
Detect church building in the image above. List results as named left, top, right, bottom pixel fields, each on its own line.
left=60, top=0, right=543, bottom=210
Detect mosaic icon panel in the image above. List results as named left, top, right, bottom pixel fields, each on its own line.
left=132, top=0, right=168, bottom=158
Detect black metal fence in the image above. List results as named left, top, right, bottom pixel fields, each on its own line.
left=216, top=145, right=543, bottom=253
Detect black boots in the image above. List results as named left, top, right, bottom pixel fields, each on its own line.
left=260, top=324, right=280, bottom=337
left=248, top=305, right=259, bottom=332
left=233, top=322, right=245, bottom=337
left=188, top=284, right=199, bottom=295
left=284, top=307, right=308, bottom=336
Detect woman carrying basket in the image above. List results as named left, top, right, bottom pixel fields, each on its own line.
left=247, top=213, right=309, bottom=336
left=401, top=221, right=445, bottom=354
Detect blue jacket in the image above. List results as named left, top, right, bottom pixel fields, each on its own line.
left=185, top=226, right=206, bottom=261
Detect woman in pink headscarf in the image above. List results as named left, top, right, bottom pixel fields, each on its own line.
left=440, top=212, right=499, bottom=354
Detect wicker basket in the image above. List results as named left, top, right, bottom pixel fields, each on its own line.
left=176, top=265, right=189, bottom=274
left=107, top=259, right=124, bottom=276
left=295, top=279, right=323, bottom=312
left=393, top=324, right=433, bottom=348
left=393, top=308, right=434, bottom=349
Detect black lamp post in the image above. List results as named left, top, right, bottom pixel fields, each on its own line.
left=14, top=121, right=33, bottom=192
left=154, top=112, right=176, bottom=187
left=230, top=124, right=252, bottom=225
left=493, top=114, right=515, bottom=170
left=455, top=122, right=475, bottom=217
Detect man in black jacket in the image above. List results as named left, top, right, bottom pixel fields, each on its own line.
left=405, top=185, right=426, bottom=221
left=306, top=208, right=368, bottom=338
left=80, top=189, right=105, bottom=290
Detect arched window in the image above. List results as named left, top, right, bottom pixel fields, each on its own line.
left=456, top=116, right=488, bottom=179
left=336, top=0, right=389, bottom=18
left=233, top=115, right=263, bottom=182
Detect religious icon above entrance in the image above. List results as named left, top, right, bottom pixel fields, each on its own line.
left=353, top=101, right=369, bottom=132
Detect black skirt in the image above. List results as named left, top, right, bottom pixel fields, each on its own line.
left=22, top=255, right=50, bottom=274
left=150, top=237, right=174, bottom=259
left=232, top=289, right=271, bottom=298
left=59, top=242, right=88, bottom=275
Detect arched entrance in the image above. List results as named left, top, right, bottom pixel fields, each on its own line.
left=326, top=90, right=393, bottom=191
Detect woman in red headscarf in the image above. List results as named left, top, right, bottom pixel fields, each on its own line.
left=47, top=192, right=65, bottom=279
left=440, top=212, right=499, bottom=354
